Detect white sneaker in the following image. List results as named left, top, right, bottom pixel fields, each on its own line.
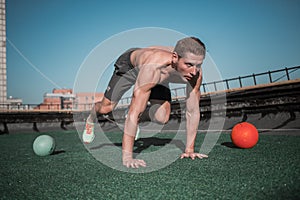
left=125, top=108, right=140, bottom=141
left=82, top=122, right=95, bottom=143
left=135, top=126, right=140, bottom=141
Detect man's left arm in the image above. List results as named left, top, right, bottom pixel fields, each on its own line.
left=181, top=69, right=208, bottom=159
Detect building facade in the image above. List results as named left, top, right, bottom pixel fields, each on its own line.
left=37, top=89, right=75, bottom=110
left=75, top=92, right=103, bottom=111
left=36, top=88, right=104, bottom=111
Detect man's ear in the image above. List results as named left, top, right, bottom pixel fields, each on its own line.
left=172, top=52, right=179, bottom=62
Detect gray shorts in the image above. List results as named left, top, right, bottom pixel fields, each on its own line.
left=104, top=48, right=171, bottom=102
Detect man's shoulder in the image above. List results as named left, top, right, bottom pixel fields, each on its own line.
left=134, top=47, right=172, bottom=64
left=146, top=46, right=174, bottom=52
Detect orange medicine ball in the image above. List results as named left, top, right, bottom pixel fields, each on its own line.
left=231, top=122, right=259, bottom=149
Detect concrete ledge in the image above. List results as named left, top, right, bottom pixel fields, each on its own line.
left=1, top=80, right=299, bottom=134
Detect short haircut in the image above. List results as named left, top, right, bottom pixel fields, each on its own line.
left=174, top=37, right=206, bottom=58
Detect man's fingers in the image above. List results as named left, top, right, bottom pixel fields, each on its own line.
left=195, top=153, right=208, bottom=159
left=180, top=153, right=208, bottom=159
left=137, top=159, right=147, bottom=167
left=191, top=154, right=196, bottom=160
left=124, top=159, right=147, bottom=168
left=180, top=153, right=189, bottom=159
left=126, top=162, right=131, bottom=168
left=200, top=154, right=208, bottom=158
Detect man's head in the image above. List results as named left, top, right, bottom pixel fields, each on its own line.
left=172, top=37, right=206, bottom=82
left=174, top=37, right=206, bottom=58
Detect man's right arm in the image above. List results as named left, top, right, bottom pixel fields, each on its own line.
left=122, top=86, right=151, bottom=168
left=122, top=62, right=161, bottom=168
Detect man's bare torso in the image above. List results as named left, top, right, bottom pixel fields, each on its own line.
left=130, top=46, right=187, bottom=84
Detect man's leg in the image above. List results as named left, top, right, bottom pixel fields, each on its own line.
left=148, top=84, right=171, bottom=124
left=83, top=48, right=138, bottom=143
left=87, top=97, right=117, bottom=123
left=83, top=97, right=117, bottom=143
left=149, top=99, right=171, bottom=124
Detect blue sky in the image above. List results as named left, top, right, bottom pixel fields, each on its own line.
left=6, top=0, right=300, bottom=104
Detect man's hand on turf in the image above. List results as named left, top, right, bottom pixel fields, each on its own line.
left=180, top=152, right=208, bottom=160
left=123, top=159, right=147, bottom=168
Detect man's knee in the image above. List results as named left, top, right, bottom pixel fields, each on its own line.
left=98, top=105, right=113, bottom=114
left=149, top=102, right=171, bottom=124
left=95, top=98, right=116, bottom=114
left=155, top=113, right=170, bottom=124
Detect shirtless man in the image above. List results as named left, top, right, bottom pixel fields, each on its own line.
left=83, top=37, right=208, bottom=168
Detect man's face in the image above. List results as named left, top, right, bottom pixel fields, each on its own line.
left=172, top=52, right=204, bottom=81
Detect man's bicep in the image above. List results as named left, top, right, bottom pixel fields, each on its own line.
left=130, top=88, right=151, bottom=116
left=130, top=67, right=158, bottom=114
left=136, top=64, right=160, bottom=88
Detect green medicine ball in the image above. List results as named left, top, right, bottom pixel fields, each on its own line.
left=33, top=135, right=56, bottom=156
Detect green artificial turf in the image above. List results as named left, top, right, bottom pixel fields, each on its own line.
left=0, top=130, right=299, bottom=200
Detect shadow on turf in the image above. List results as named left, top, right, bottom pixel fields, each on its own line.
left=51, top=150, right=66, bottom=155
left=134, top=137, right=185, bottom=153
left=89, top=137, right=185, bottom=153
left=221, top=142, right=240, bottom=149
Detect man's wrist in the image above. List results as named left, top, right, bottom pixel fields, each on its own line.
left=122, top=150, right=133, bottom=162
left=185, top=147, right=194, bottom=153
